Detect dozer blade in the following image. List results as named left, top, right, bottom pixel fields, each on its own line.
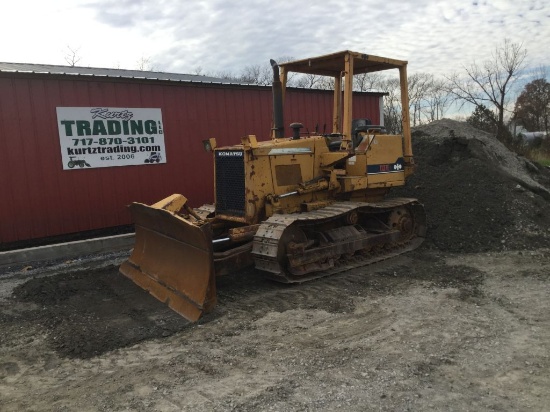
left=120, top=201, right=216, bottom=322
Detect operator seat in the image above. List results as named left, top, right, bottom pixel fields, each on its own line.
left=352, top=118, right=372, bottom=148
left=327, top=118, right=387, bottom=151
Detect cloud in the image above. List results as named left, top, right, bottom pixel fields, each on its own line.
left=0, top=0, right=548, bottom=77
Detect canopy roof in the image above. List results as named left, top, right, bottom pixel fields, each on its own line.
left=279, top=50, right=407, bottom=77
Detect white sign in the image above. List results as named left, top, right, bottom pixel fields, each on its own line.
left=56, top=107, right=166, bottom=169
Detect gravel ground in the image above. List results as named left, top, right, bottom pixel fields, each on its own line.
left=1, top=119, right=549, bottom=411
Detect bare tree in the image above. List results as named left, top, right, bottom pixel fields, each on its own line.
left=377, top=77, right=402, bottom=134
left=354, top=72, right=384, bottom=92
left=212, top=70, right=236, bottom=80
left=191, top=66, right=234, bottom=80
left=341, top=70, right=453, bottom=132
left=446, top=39, right=527, bottom=140
left=190, top=56, right=297, bottom=85
left=136, top=56, right=156, bottom=71
left=239, top=64, right=261, bottom=83
left=239, top=64, right=272, bottom=85
left=529, top=65, right=547, bottom=82
left=315, top=76, right=335, bottom=90
left=407, top=73, right=435, bottom=126
left=408, top=74, right=453, bottom=124
left=425, top=78, right=453, bottom=122
left=293, top=73, right=326, bottom=89
left=64, top=46, right=82, bottom=67
left=284, top=71, right=302, bottom=87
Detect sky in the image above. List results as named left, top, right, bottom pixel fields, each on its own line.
left=1, top=0, right=548, bottom=79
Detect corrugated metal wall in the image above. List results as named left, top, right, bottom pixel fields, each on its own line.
left=0, top=73, right=381, bottom=244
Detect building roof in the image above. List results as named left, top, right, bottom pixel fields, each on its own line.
left=0, top=61, right=388, bottom=96
left=0, top=62, right=245, bottom=85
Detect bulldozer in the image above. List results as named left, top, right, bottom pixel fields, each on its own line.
left=120, top=50, right=426, bottom=322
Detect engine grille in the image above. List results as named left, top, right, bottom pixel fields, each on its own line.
left=215, top=150, right=246, bottom=216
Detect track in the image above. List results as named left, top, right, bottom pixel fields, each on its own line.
left=251, top=198, right=426, bottom=283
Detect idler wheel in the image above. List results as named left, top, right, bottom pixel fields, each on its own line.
left=388, top=207, right=414, bottom=241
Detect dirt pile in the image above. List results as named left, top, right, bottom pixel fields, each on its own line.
left=9, top=266, right=188, bottom=358
left=392, top=119, right=550, bottom=253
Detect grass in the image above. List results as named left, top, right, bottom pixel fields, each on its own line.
left=523, top=147, right=550, bottom=167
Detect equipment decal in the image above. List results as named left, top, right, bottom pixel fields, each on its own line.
left=367, top=157, right=405, bottom=174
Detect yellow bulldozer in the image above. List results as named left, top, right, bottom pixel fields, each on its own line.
left=120, top=50, right=426, bottom=322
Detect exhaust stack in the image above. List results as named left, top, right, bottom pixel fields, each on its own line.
left=270, top=59, right=284, bottom=139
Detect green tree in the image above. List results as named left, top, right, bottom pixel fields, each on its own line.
left=467, top=105, right=498, bottom=134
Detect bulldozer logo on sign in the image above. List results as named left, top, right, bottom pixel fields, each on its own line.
left=56, top=107, right=167, bottom=170
left=144, top=152, right=162, bottom=163
left=67, top=157, right=91, bottom=168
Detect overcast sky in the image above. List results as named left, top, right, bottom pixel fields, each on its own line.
left=1, top=0, right=548, bottom=78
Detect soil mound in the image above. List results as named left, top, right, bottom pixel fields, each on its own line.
left=392, top=119, right=550, bottom=253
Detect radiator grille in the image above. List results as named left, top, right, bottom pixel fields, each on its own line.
left=215, top=150, right=246, bottom=216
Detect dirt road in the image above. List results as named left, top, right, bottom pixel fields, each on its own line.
left=0, top=246, right=549, bottom=411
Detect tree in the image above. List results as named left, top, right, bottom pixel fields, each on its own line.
left=212, top=70, right=236, bottom=80
left=408, top=73, right=434, bottom=126
left=354, top=72, right=384, bottom=92
left=239, top=64, right=272, bottom=85
left=200, top=56, right=298, bottom=85
left=467, top=105, right=498, bottom=134
left=446, top=39, right=527, bottom=142
left=136, top=56, right=156, bottom=71
left=351, top=71, right=452, bottom=131
left=424, top=78, right=452, bottom=122
left=378, top=77, right=403, bottom=134
left=293, top=73, right=324, bottom=89
left=64, top=46, right=82, bottom=67
left=513, top=78, right=550, bottom=133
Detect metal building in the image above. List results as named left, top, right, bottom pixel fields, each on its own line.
left=0, top=63, right=384, bottom=246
